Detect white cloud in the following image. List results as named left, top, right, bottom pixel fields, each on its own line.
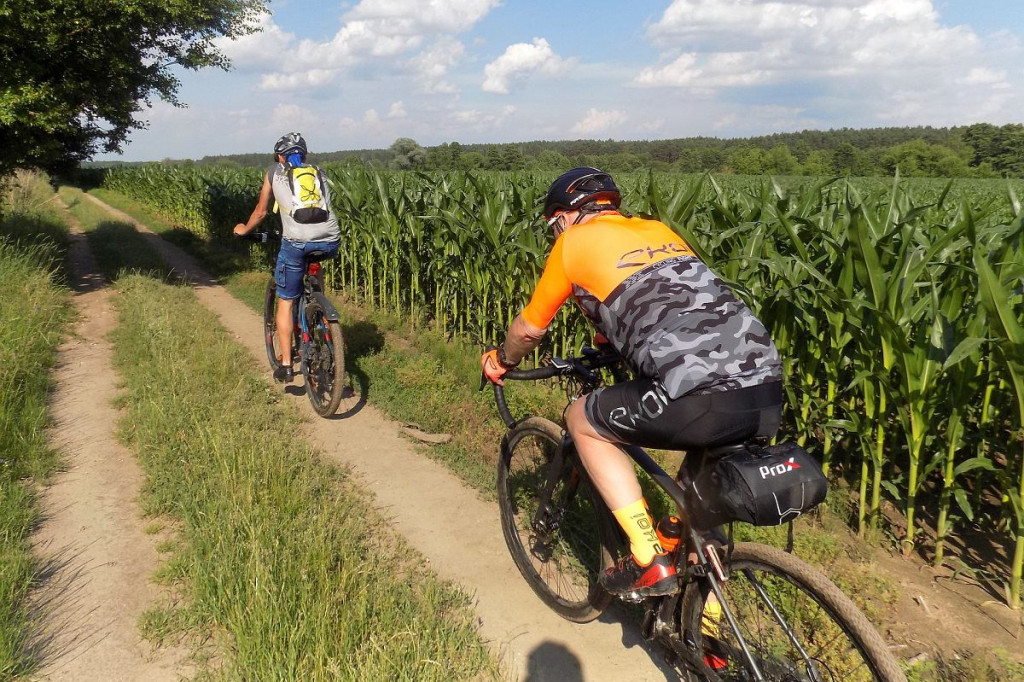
left=364, top=109, right=381, bottom=124
left=638, top=0, right=982, bottom=89
left=215, top=14, right=294, bottom=69
left=637, top=118, right=665, bottom=134
left=959, top=68, right=1006, bottom=85
left=227, top=0, right=498, bottom=91
left=258, top=69, right=336, bottom=92
left=636, top=52, right=766, bottom=89
left=408, top=37, right=466, bottom=94
left=269, top=104, right=320, bottom=134
left=636, top=0, right=1023, bottom=126
left=571, top=109, right=627, bottom=135
left=345, top=0, right=500, bottom=35
left=388, top=101, right=407, bottom=118
left=482, top=38, right=572, bottom=94
left=449, top=105, right=517, bottom=129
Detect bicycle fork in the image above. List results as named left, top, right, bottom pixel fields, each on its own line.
left=697, top=545, right=767, bottom=681
left=530, top=435, right=576, bottom=540
left=683, top=533, right=825, bottom=682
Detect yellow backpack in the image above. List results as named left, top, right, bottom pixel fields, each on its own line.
left=287, top=164, right=330, bottom=224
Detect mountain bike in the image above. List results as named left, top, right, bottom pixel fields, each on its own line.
left=242, top=231, right=346, bottom=417
left=488, top=349, right=906, bottom=682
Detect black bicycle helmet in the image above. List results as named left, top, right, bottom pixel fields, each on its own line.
left=542, top=167, right=621, bottom=219
left=274, top=132, right=307, bottom=157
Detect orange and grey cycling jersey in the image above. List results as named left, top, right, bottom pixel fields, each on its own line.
left=522, top=213, right=781, bottom=399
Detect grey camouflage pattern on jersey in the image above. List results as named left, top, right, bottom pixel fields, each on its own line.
left=574, top=255, right=781, bottom=399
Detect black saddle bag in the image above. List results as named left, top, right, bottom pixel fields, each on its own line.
left=685, top=443, right=827, bottom=529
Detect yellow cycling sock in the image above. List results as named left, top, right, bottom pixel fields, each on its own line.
left=611, top=498, right=664, bottom=565
left=701, top=592, right=723, bottom=639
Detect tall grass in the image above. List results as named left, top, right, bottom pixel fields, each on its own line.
left=0, top=170, right=69, bottom=678
left=110, top=275, right=498, bottom=681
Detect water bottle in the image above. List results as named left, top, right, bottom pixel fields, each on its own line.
left=656, top=515, right=682, bottom=554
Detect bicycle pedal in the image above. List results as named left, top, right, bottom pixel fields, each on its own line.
left=619, top=591, right=647, bottom=604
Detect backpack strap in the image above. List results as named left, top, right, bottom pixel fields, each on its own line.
left=286, top=162, right=298, bottom=200
left=312, top=164, right=327, bottom=202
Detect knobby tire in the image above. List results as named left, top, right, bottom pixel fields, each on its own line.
left=302, top=298, right=345, bottom=417
left=497, top=416, right=617, bottom=623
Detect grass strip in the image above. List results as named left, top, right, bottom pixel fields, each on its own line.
left=110, top=274, right=498, bottom=681
left=0, top=172, right=70, bottom=678
left=58, top=187, right=170, bottom=281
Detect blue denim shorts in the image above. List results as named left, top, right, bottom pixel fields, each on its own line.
left=275, top=239, right=339, bottom=300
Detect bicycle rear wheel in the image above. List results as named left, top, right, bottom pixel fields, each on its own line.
left=302, top=298, right=345, bottom=417
left=682, top=542, right=905, bottom=682
left=497, top=417, right=617, bottom=622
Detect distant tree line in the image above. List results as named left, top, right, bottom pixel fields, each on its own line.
left=97, top=123, right=1024, bottom=178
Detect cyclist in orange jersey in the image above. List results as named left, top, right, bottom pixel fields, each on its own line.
left=482, top=167, right=783, bottom=597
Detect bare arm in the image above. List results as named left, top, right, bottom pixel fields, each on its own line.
left=233, top=173, right=274, bottom=236
left=502, top=313, right=548, bottom=365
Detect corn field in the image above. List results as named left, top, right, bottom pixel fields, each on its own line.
left=102, top=164, right=1024, bottom=609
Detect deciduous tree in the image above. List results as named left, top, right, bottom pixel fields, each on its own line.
left=0, top=0, right=267, bottom=176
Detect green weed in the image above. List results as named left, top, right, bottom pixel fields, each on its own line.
left=0, top=170, right=70, bottom=678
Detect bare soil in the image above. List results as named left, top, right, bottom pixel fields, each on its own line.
left=27, top=204, right=189, bottom=681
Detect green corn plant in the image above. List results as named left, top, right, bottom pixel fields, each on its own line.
left=845, top=190, right=898, bottom=534
left=972, top=216, right=1024, bottom=609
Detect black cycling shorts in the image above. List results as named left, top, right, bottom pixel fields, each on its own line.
left=583, top=379, right=783, bottom=451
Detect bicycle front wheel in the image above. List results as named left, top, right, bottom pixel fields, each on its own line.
left=497, top=417, right=617, bottom=623
left=302, top=299, right=345, bottom=417
left=263, top=277, right=285, bottom=372
left=682, top=542, right=905, bottom=682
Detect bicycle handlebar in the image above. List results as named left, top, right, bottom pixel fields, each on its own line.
left=236, top=231, right=282, bottom=243
left=489, top=349, right=622, bottom=428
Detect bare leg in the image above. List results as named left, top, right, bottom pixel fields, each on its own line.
left=276, top=298, right=295, bottom=365
left=567, top=398, right=666, bottom=566
left=565, top=399, right=642, bottom=510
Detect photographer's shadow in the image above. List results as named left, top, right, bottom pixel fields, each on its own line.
left=524, top=641, right=583, bottom=682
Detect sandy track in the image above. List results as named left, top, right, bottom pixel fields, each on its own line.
left=28, top=203, right=187, bottom=681
left=85, top=194, right=677, bottom=681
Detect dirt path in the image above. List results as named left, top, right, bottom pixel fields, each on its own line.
left=83, top=200, right=679, bottom=680
left=27, top=205, right=188, bottom=681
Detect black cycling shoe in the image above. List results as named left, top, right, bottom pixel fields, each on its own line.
left=600, top=552, right=679, bottom=597
left=273, top=365, right=294, bottom=383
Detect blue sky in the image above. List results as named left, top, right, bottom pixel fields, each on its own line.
left=101, top=0, right=1024, bottom=161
